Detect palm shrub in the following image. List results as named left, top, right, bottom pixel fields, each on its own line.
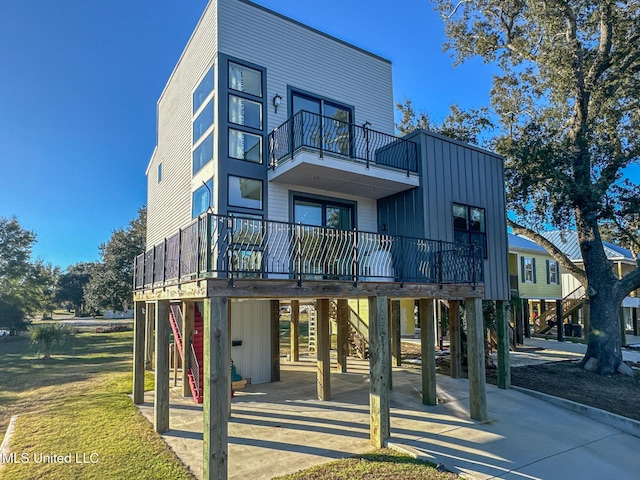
left=29, top=323, right=71, bottom=360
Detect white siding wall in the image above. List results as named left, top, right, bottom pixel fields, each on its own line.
left=217, top=0, right=394, bottom=134
left=230, top=300, right=271, bottom=384
left=146, top=2, right=219, bottom=247
left=268, top=182, right=378, bottom=232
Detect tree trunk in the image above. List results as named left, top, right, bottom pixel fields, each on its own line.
left=576, top=210, right=625, bottom=375
left=581, top=292, right=624, bottom=375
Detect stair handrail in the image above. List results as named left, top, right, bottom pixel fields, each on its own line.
left=168, top=304, right=184, bottom=356
left=190, top=343, right=201, bottom=398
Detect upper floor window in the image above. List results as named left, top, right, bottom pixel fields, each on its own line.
left=521, top=256, right=536, bottom=283
left=193, top=134, right=213, bottom=175
left=229, top=128, right=262, bottom=163
left=453, top=203, right=487, bottom=258
left=229, top=95, right=262, bottom=129
left=192, top=178, right=213, bottom=218
left=193, top=66, right=214, bottom=113
left=229, top=62, right=262, bottom=98
left=157, top=163, right=162, bottom=183
left=547, top=260, right=559, bottom=284
left=193, top=100, right=214, bottom=144
left=228, top=175, right=262, bottom=210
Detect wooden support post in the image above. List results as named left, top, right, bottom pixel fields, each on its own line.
left=182, top=301, right=194, bottom=398
left=145, top=302, right=155, bottom=370
left=271, top=300, right=280, bottom=382
left=336, top=299, right=348, bottom=373
left=556, top=299, right=564, bottom=342
left=515, top=303, right=524, bottom=345
left=316, top=299, right=331, bottom=400
left=620, top=308, right=627, bottom=347
left=466, top=298, right=488, bottom=421
left=419, top=299, right=436, bottom=406
left=633, top=308, right=638, bottom=336
left=290, top=300, right=300, bottom=362
left=496, top=300, right=511, bottom=389
left=436, top=300, right=443, bottom=350
left=523, top=300, right=531, bottom=338
left=203, top=297, right=230, bottom=480
left=449, top=300, right=462, bottom=379
left=154, top=300, right=170, bottom=433
left=133, top=301, right=146, bottom=404
left=368, top=296, right=390, bottom=448
left=391, top=300, right=401, bottom=367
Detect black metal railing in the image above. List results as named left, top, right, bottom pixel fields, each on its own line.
left=134, top=214, right=483, bottom=290
left=268, top=110, right=418, bottom=175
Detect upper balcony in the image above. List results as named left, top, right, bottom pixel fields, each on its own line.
left=268, top=111, right=419, bottom=199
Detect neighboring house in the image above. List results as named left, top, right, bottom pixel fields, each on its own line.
left=508, top=234, right=563, bottom=338
left=132, top=1, right=510, bottom=467
left=543, top=231, right=640, bottom=339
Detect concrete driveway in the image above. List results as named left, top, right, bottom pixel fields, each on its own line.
left=137, top=355, right=640, bottom=479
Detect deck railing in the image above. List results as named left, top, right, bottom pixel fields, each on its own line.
left=268, top=110, right=418, bottom=175
left=134, top=214, right=483, bottom=290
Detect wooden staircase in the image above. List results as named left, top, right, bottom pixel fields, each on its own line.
left=168, top=303, right=204, bottom=404
left=534, top=286, right=586, bottom=335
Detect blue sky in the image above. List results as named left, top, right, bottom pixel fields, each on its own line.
left=0, top=0, right=496, bottom=269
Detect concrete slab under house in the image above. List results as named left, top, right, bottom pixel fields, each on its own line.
left=132, top=1, right=511, bottom=478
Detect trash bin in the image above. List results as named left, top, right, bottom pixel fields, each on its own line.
left=572, top=324, right=583, bottom=337
left=564, top=323, right=572, bottom=337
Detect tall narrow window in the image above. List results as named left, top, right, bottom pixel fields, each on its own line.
left=193, top=100, right=214, bottom=144
left=157, top=163, right=162, bottom=183
left=193, top=67, right=214, bottom=113
left=193, top=134, right=213, bottom=174
left=547, top=260, right=559, bottom=284
left=229, top=95, right=262, bottom=129
left=521, top=257, right=536, bottom=283
left=192, top=179, right=213, bottom=218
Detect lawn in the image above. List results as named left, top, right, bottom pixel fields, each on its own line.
left=0, top=329, right=195, bottom=479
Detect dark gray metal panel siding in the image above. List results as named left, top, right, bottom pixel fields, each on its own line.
left=379, top=130, right=509, bottom=300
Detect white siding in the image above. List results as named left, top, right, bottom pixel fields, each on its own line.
left=146, top=2, right=219, bottom=247
left=268, top=182, right=378, bottom=232
left=230, top=300, right=271, bottom=384
left=217, top=0, right=394, bottom=134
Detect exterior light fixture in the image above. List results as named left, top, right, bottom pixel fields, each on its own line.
left=273, top=94, right=282, bottom=113
left=363, top=121, right=371, bottom=129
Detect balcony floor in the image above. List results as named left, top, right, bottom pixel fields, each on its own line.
left=133, top=277, right=484, bottom=302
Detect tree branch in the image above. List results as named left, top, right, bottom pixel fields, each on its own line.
left=619, top=266, right=640, bottom=298
left=508, top=219, right=588, bottom=285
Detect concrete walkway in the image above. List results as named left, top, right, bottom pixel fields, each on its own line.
left=138, top=356, right=640, bottom=479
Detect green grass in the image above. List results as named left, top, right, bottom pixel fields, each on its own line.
left=273, top=449, right=457, bottom=480
left=0, top=331, right=195, bottom=480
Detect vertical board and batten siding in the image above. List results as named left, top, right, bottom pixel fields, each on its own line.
left=230, top=300, right=271, bottom=384
left=146, top=2, right=219, bottom=247
left=268, top=182, right=378, bottom=232
left=378, top=131, right=509, bottom=301
left=217, top=0, right=394, bottom=135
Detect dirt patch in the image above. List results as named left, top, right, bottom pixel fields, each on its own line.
left=401, top=343, right=640, bottom=422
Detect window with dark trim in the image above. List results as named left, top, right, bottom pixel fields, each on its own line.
left=293, top=196, right=354, bottom=230
left=453, top=203, right=487, bottom=258
left=521, top=256, right=536, bottom=283
left=192, top=178, right=213, bottom=218
left=547, top=259, right=559, bottom=284
left=228, top=175, right=263, bottom=210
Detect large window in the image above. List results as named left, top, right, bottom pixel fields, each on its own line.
left=293, top=197, right=354, bottom=229
left=291, top=92, right=352, bottom=155
left=229, top=95, right=262, bottom=129
left=228, top=62, right=262, bottom=98
left=193, top=100, right=214, bottom=144
left=229, top=129, right=262, bottom=163
left=453, top=203, right=487, bottom=258
left=228, top=176, right=262, bottom=210
left=521, top=257, right=536, bottom=283
left=193, top=67, right=214, bottom=113
left=193, top=134, right=213, bottom=174
left=547, top=260, right=559, bottom=284
left=192, top=179, right=213, bottom=218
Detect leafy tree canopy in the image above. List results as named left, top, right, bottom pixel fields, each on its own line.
left=85, top=207, right=146, bottom=312
left=432, top=0, right=640, bottom=374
